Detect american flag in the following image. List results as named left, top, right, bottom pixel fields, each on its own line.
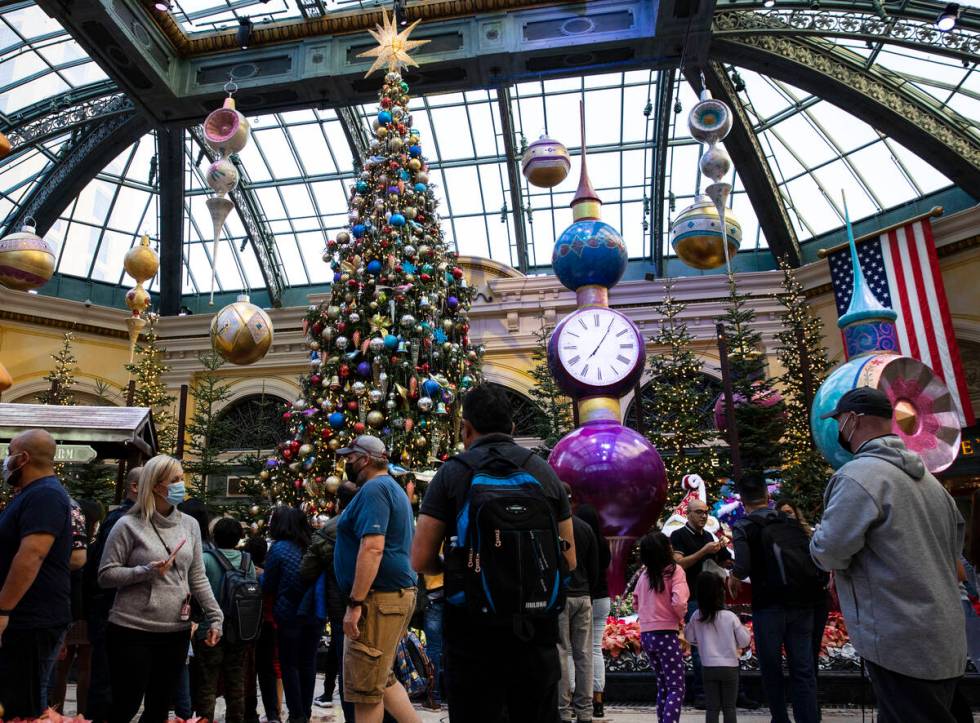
left=827, top=217, right=975, bottom=427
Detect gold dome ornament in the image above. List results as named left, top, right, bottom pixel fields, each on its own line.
left=0, top=131, right=11, bottom=160
left=0, top=361, right=12, bottom=392
left=669, top=195, right=741, bottom=270
left=0, top=220, right=55, bottom=291
left=124, top=233, right=159, bottom=285
left=521, top=134, right=571, bottom=188
left=210, top=294, right=274, bottom=365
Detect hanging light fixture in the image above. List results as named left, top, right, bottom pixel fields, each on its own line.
left=936, top=3, right=961, bottom=31
left=394, top=0, right=409, bottom=26
left=237, top=17, right=253, bottom=49
left=763, top=0, right=776, bottom=8
left=154, top=0, right=172, bottom=10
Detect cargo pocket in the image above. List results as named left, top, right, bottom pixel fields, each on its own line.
left=375, top=599, right=413, bottom=652
left=345, top=639, right=385, bottom=698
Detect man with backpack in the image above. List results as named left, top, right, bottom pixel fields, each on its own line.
left=194, top=517, right=262, bottom=723
left=732, top=474, right=821, bottom=723
left=411, top=383, right=577, bottom=723
left=812, top=387, right=965, bottom=723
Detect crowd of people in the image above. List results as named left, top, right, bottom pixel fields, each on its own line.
left=0, top=385, right=973, bottom=723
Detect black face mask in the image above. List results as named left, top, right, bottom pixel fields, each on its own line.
left=344, top=457, right=364, bottom=484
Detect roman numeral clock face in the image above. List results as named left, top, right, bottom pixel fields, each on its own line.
left=556, top=307, right=641, bottom=389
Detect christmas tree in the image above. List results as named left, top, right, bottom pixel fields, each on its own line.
left=527, top=317, right=574, bottom=453
left=125, top=313, right=177, bottom=455
left=261, top=15, right=480, bottom=512
left=184, top=351, right=236, bottom=507
left=773, top=259, right=832, bottom=519
left=644, top=280, right=720, bottom=505
left=717, top=272, right=786, bottom=481
left=38, top=331, right=77, bottom=405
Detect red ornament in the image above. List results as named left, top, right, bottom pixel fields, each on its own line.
left=294, top=480, right=303, bottom=489
left=313, top=322, right=323, bottom=335
left=420, top=273, right=431, bottom=282
left=311, top=375, right=321, bottom=386
left=339, top=364, right=350, bottom=378
left=389, top=161, right=400, bottom=171
left=337, top=321, right=347, bottom=333
left=452, top=267, right=464, bottom=279
left=347, top=400, right=359, bottom=411
left=381, top=97, right=392, bottom=108
left=397, top=123, right=407, bottom=134
left=283, top=448, right=293, bottom=459
left=354, top=422, right=366, bottom=434
left=290, top=440, right=301, bottom=451
left=283, top=412, right=292, bottom=421
left=321, top=428, right=333, bottom=440
left=421, top=363, right=430, bottom=373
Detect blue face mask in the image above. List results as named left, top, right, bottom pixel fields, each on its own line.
left=166, top=481, right=186, bottom=506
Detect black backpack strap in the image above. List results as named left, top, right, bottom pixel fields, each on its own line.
left=239, top=550, right=251, bottom=573
left=205, top=544, right=236, bottom=574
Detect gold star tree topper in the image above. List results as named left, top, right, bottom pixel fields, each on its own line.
left=357, top=11, right=429, bottom=77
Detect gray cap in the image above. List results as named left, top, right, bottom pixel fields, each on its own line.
left=336, top=434, right=388, bottom=458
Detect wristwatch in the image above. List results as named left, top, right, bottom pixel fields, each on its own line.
left=0, top=608, right=12, bottom=616
left=347, top=599, right=366, bottom=609
left=559, top=539, right=572, bottom=552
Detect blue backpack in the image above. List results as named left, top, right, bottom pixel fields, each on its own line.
left=393, top=630, right=435, bottom=703
left=444, top=446, right=567, bottom=637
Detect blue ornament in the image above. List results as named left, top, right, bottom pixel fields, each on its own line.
left=399, top=170, right=411, bottom=181
left=409, top=145, right=422, bottom=157
left=355, top=180, right=368, bottom=194
left=422, top=378, right=442, bottom=398
left=328, top=412, right=345, bottom=429
left=366, top=259, right=383, bottom=276
left=384, top=334, right=399, bottom=350
left=378, top=110, right=393, bottom=125
left=333, top=272, right=342, bottom=283
left=352, top=223, right=367, bottom=238
left=389, top=213, right=406, bottom=227
left=434, top=329, right=447, bottom=344
left=401, top=261, right=416, bottom=274
left=414, top=183, right=427, bottom=193
left=552, top=220, right=628, bottom=291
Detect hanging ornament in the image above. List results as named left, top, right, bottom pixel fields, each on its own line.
left=0, top=131, right=11, bottom=160
left=522, top=133, right=571, bottom=188
left=210, top=293, right=275, bottom=365
left=0, top=219, right=55, bottom=291
left=0, top=361, right=12, bottom=392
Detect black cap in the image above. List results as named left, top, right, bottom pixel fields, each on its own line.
left=819, top=387, right=893, bottom=420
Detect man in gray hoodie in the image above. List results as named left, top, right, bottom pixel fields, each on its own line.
left=811, top=387, right=965, bottom=723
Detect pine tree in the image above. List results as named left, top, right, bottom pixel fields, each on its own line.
left=184, top=351, right=236, bottom=506
left=38, top=331, right=77, bottom=405
left=644, top=280, right=720, bottom=506
left=63, top=462, right=117, bottom=507
left=718, top=272, right=786, bottom=481
left=125, top=313, right=177, bottom=455
left=262, top=60, right=480, bottom=511
left=527, top=317, right=574, bottom=452
left=774, top=259, right=833, bottom=519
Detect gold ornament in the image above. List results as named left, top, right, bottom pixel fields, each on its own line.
left=356, top=12, right=430, bottom=78
left=669, top=195, right=741, bottom=270
left=325, top=475, right=341, bottom=494
left=366, top=410, right=385, bottom=428
left=124, top=233, right=159, bottom=284
left=521, top=134, right=571, bottom=188
left=0, top=131, right=10, bottom=160
left=0, top=361, right=12, bottom=392
left=125, top=285, right=151, bottom=314
left=125, top=315, right=147, bottom=366
left=210, top=293, right=275, bottom=365
left=0, top=221, right=55, bottom=291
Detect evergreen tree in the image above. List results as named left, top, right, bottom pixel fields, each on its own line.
left=717, top=272, right=786, bottom=481
left=774, top=258, right=833, bottom=519
left=527, top=317, right=574, bottom=452
left=184, top=351, right=236, bottom=506
left=643, top=280, right=720, bottom=506
left=125, top=313, right=177, bottom=454
left=63, top=462, right=117, bottom=507
left=262, top=44, right=480, bottom=511
left=38, top=331, right=77, bottom=405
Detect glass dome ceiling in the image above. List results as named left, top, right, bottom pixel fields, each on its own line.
left=0, top=1, right=976, bottom=298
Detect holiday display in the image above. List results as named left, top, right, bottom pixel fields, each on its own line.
left=812, top=203, right=961, bottom=472
left=0, top=219, right=55, bottom=291
left=202, top=84, right=250, bottom=305
left=661, top=474, right=723, bottom=538
left=527, top=317, right=574, bottom=451
left=521, top=133, right=571, bottom=188
left=547, top=102, right=666, bottom=596
left=209, top=293, right=274, bottom=366
left=38, top=331, right=77, bottom=406
left=261, top=14, right=477, bottom=509
left=125, top=313, right=177, bottom=455
left=671, top=87, right=739, bottom=270
left=122, top=232, right=159, bottom=365
left=713, top=383, right=784, bottom=432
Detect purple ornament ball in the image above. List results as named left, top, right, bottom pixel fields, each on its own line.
left=446, top=295, right=459, bottom=310
left=549, top=420, right=666, bottom=596
left=356, top=361, right=372, bottom=378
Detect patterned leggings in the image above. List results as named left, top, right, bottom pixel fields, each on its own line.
left=640, top=630, right=686, bottom=723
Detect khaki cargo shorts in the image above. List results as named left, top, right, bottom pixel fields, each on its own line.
left=343, top=587, right=417, bottom=704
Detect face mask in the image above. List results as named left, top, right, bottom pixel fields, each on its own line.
left=2, top=453, right=25, bottom=486
left=166, top=481, right=186, bottom=506
left=344, top=458, right=364, bottom=484
left=837, top=414, right=860, bottom=453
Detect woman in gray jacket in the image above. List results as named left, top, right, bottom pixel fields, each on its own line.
left=98, top=454, right=223, bottom=723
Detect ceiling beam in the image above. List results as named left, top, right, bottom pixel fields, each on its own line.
left=335, top=105, right=370, bottom=173
left=187, top=126, right=285, bottom=307
left=649, top=68, right=674, bottom=276
left=158, top=127, right=184, bottom=317
left=712, top=34, right=980, bottom=193
left=685, top=62, right=802, bottom=266
left=496, top=86, right=530, bottom=274
left=1, top=112, right=151, bottom=238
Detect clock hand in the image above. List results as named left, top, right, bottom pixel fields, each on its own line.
left=587, top=317, right=616, bottom=359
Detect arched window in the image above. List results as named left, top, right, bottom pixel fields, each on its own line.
left=623, top=373, right=723, bottom=433
left=212, top=394, right=291, bottom=452
left=486, top=383, right=546, bottom=438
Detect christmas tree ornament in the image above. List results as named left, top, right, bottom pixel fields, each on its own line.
left=812, top=199, right=960, bottom=473
left=0, top=361, right=11, bottom=392
left=0, top=219, right=55, bottom=291
left=203, top=91, right=251, bottom=156
left=0, top=131, right=10, bottom=160
left=521, top=133, right=571, bottom=188
left=210, top=293, right=274, bottom=366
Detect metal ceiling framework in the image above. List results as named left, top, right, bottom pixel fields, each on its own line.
left=0, top=0, right=975, bottom=299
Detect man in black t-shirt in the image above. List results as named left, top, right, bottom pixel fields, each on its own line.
left=0, top=430, right=72, bottom=719
left=411, top=384, right=576, bottom=723
left=670, top=498, right=731, bottom=705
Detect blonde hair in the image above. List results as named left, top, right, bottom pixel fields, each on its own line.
left=130, top=454, right=183, bottom=522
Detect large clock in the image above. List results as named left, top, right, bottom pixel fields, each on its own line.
left=548, top=306, right=645, bottom=399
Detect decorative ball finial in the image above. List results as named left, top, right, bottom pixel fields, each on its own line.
left=0, top=219, right=55, bottom=291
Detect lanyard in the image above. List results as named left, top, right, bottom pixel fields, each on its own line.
left=149, top=517, right=184, bottom=583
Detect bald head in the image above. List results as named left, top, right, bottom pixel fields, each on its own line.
left=7, top=429, right=57, bottom=487
left=687, top=499, right=709, bottom=532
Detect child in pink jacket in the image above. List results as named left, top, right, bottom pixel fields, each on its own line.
left=634, top=532, right=690, bottom=723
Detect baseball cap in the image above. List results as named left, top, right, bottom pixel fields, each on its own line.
left=819, top=387, right=893, bottom=420
left=336, top=435, right=388, bottom=458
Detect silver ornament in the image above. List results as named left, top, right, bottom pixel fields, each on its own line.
left=400, top=314, right=416, bottom=329
left=418, top=396, right=434, bottom=412
left=335, top=335, right=349, bottom=350
left=352, top=381, right=367, bottom=396
left=369, top=389, right=384, bottom=404
left=369, top=337, right=386, bottom=353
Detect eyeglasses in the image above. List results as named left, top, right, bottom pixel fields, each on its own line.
left=690, top=510, right=709, bottom=516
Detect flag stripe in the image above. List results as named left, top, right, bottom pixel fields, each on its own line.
left=920, top=220, right=975, bottom=425
left=880, top=231, right=912, bottom=358
left=887, top=229, right=922, bottom=361
left=905, top=223, right=942, bottom=375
